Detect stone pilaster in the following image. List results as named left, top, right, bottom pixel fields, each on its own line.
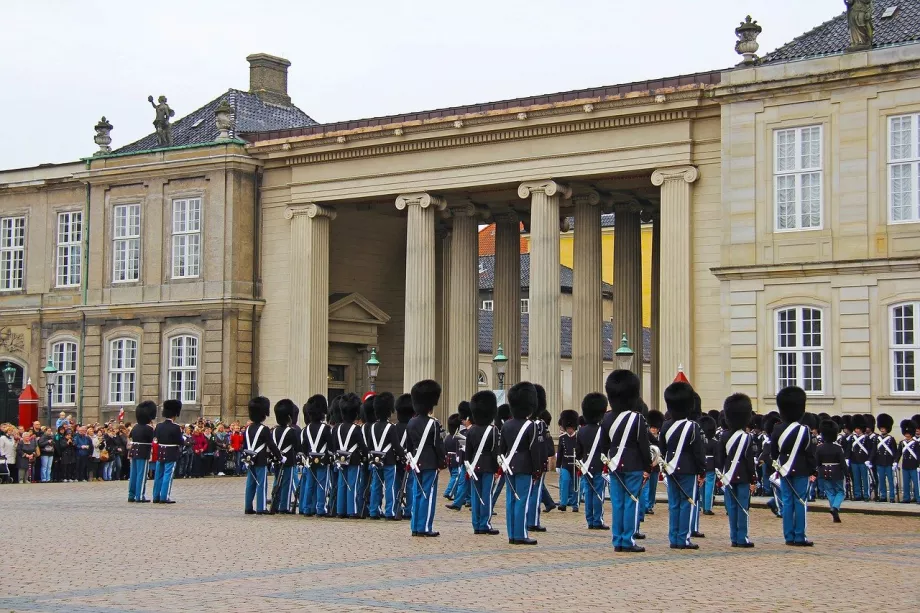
left=652, top=166, right=698, bottom=395
left=572, top=190, right=603, bottom=405
left=518, top=180, right=570, bottom=415
left=493, top=212, right=521, bottom=388
left=285, top=203, right=336, bottom=406
left=435, top=227, right=451, bottom=409
left=447, top=203, right=479, bottom=410
left=650, top=210, right=661, bottom=410
left=613, top=201, right=643, bottom=386
left=396, top=193, right=447, bottom=391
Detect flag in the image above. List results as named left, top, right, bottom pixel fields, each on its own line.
left=118, top=407, right=125, bottom=421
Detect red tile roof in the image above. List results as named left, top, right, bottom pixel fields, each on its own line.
left=478, top=223, right=528, bottom=256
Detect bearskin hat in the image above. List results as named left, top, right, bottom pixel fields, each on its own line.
left=458, top=401, right=472, bottom=422
left=841, top=414, right=852, bottom=431
left=362, top=395, right=377, bottom=424
left=538, top=409, right=551, bottom=425
left=690, top=392, right=702, bottom=422
left=723, top=393, right=752, bottom=432
left=749, top=414, right=763, bottom=431
left=864, top=414, right=876, bottom=432
left=395, top=393, right=414, bottom=424
left=471, top=390, right=498, bottom=427
left=497, top=403, right=511, bottom=423
left=664, top=381, right=695, bottom=419
left=306, top=395, right=328, bottom=423
left=447, top=413, right=461, bottom=435
left=410, top=379, right=441, bottom=415
left=338, top=393, right=361, bottom=423
left=818, top=412, right=830, bottom=422
left=912, top=414, right=920, bottom=430
left=646, top=409, right=664, bottom=430
left=851, top=414, right=866, bottom=431
left=273, top=398, right=296, bottom=426
left=831, top=415, right=842, bottom=426
left=902, top=419, right=916, bottom=436
left=707, top=409, right=721, bottom=422
left=581, top=392, right=608, bottom=425
left=763, top=413, right=780, bottom=436
left=291, top=402, right=300, bottom=427
left=819, top=419, right=839, bottom=442
left=373, top=392, right=395, bottom=422
left=559, top=409, right=579, bottom=430
left=163, top=399, right=182, bottom=419
left=248, top=396, right=270, bottom=424
left=578, top=415, right=587, bottom=427
left=637, top=398, right=649, bottom=419
left=135, top=400, right=157, bottom=425
left=534, top=384, right=547, bottom=419
left=698, top=415, right=716, bottom=439
left=605, top=370, right=640, bottom=415
left=801, top=412, right=818, bottom=431
left=776, top=386, right=806, bottom=423
left=877, top=413, right=894, bottom=432
left=508, top=382, right=537, bottom=420
left=328, top=396, right=342, bottom=426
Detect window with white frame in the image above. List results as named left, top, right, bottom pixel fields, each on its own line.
left=478, top=370, right=488, bottom=387
left=775, top=306, right=824, bottom=394
left=51, top=340, right=78, bottom=405
left=56, top=211, right=82, bottom=287
left=891, top=302, right=919, bottom=394
left=171, top=198, right=201, bottom=278
left=108, top=338, right=137, bottom=405
left=0, top=216, right=25, bottom=291
left=520, top=298, right=529, bottom=314
left=888, top=114, right=920, bottom=223
left=113, top=204, right=140, bottom=282
left=168, top=335, right=198, bottom=403
left=482, top=300, right=493, bottom=311
left=774, top=126, right=823, bottom=231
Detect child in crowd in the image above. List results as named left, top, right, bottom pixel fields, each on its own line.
left=555, top=409, right=579, bottom=512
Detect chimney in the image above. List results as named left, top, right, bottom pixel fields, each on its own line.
left=246, top=53, right=291, bottom=106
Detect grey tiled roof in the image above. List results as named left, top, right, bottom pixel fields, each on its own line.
left=114, top=89, right=317, bottom=154
left=478, top=310, right=651, bottom=362
left=762, top=1, right=920, bottom=64
left=564, top=213, right=616, bottom=229
left=478, top=254, right=614, bottom=295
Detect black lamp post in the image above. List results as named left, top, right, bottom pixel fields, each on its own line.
left=2, top=362, right=15, bottom=393
left=42, top=359, right=58, bottom=425
left=366, top=348, right=380, bottom=393
left=492, top=343, right=508, bottom=391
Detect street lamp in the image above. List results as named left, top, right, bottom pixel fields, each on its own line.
left=615, top=333, right=635, bottom=372
left=42, top=359, right=58, bottom=425
left=2, top=362, right=15, bottom=393
left=366, top=348, right=380, bottom=393
left=492, top=343, right=508, bottom=391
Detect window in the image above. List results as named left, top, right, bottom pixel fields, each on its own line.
left=888, top=114, right=920, bottom=223
left=0, top=216, right=25, bottom=291
left=478, top=370, right=488, bottom=387
left=774, top=126, right=823, bottom=231
left=775, top=307, right=824, bottom=394
left=172, top=198, right=201, bottom=278
left=108, top=338, right=137, bottom=405
left=891, top=302, right=920, bottom=394
left=50, top=340, right=78, bottom=405
left=56, top=211, right=82, bottom=287
left=482, top=300, right=493, bottom=311
left=520, top=298, right=530, bottom=314
left=113, top=204, right=140, bottom=282
left=168, top=335, right=198, bottom=402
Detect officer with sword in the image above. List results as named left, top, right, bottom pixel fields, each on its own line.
left=715, top=393, right=757, bottom=548
left=464, top=390, right=500, bottom=535
left=575, top=392, right=609, bottom=531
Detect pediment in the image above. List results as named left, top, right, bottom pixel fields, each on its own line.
left=328, top=292, right=391, bottom=325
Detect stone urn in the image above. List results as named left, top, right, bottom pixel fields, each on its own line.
left=735, top=16, right=762, bottom=65
left=93, top=116, right=113, bottom=155
left=215, top=99, right=233, bottom=141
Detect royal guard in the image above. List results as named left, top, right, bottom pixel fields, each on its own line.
left=407, top=380, right=446, bottom=537
left=299, top=394, right=331, bottom=516
left=466, top=390, right=499, bottom=535
left=555, top=409, right=579, bottom=512
left=333, top=393, right=365, bottom=519
left=152, top=399, right=183, bottom=504
left=500, top=382, right=543, bottom=545
left=393, top=393, right=415, bottom=520
left=243, top=396, right=280, bottom=514
left=271, top=399, right=300, bottom=514
left=128, top=400, right=156, bottom=503
left=368, top=392, right=400, bottom=519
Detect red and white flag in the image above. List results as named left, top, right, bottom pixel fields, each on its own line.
left=117, top=407, right=125, bottom=421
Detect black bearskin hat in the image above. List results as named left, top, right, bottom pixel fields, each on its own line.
left=637, top=398, right=649, bottom=419
left=581, top=392, right=608, bottom=425
left=306, top=395, right=328, bottom=423
left=559, top=409, right=579, bottom=430
left=471, top=390, right=498, bottom=427
left=646, top=409, right=664, bottom=430
left=664, top=381, right=695, bottom=419
left=339, top=393, right=361, bottom=423
left=395, top=394, right=414, bottom=424
left=818, top=412, right=830, bottom=423
left=912, top=414, right=920, bottom=430
left=776, top=386, right=806, bottom=423
left=841, top=414, right=852, bottom=431
left=291, top=402, right=300, bottom=427
left=497, top=403, right=511, bottom=426
left=328, top=396, right=342, bottom=426
left=362, top=395, right=377, bottom=424
left=723, top=393, right=752, bottom=432
left=135, top=401, right=157, bottom=425
left=532, top=384, right=547, bottom=420
left=902, top=419, right=916, bottom=436
left=698, top=415, right=716, bottom=440
left=538, top=409, right=552, bottom=425
left=801, top=412, right=818, bottom=431
left=163, top=399, right=182, bottom=419
left=763, top=413, right=780, bottom=436
left=374, top=392, right=395, bottom=422
left=851, top=414, right=866, bottom=431
left=877, top=413, right=894, bottom=432
left=411, top=380, right=441, bottom=415
left=690, top=392, right=702, bottom=422
left=508, top=381, right=537, bottom=420
left=819, top=419, right=839, bottom=442
left=578, top=415, right=587, bottom=427
left=447, top=414, right=461, bottom=435
left=864, top=414, right=876, bottom=432
left=274, top=398, right=295, bottom=426
left=750, top=414, right=763, bottom=431
left=458, top=401, right=472, bottom=422
left=831, top=415, right=842, bottom=427
left=605, top=370, right=639, bottom=415
left=707, top=409, right=720, bottom=422
left=248, top=397, right=270, bottom=424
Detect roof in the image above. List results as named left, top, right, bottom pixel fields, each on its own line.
left=113, top=89, right=317, bottom=154
left=478, top=310, right=651, bottom=362
left=478, top=223, right=529, bottom=256
left=762, top=1, right=920, bottom=64
left=478, top=254, right=614, bottom=295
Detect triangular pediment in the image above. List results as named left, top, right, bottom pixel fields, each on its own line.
left=328, top=292, right=391, bottom=325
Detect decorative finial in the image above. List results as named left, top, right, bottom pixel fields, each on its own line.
left=215, top=99, right=233, bottom=142
left=93, top=116, right=113, bottom=156
left=148, top=95, right=175, bottom=147
left=734, top=16, right=762, bottom=65
left=845, top=0, right=874, bottom=52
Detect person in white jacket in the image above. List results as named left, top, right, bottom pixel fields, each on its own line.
left=0, top=426, right=17, bottom=482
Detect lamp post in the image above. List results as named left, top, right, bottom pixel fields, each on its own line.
left=492, top=343, right=508, bottom=391
left=615, top=332, right=635, bottom=372
left=366, top=348, right=380, bottom=393
left=42, top=359, right=58, bottom=425
left=2, top=362, right=15, bottom=393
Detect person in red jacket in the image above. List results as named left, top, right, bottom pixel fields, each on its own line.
left=191, top=427, right=207, bottom=477
left=229, top=422, right=244, bottom=476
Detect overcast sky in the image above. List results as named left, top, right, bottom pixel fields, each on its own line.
left=1, top=0, right=845, bottom=169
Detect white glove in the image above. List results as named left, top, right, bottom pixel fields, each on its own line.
left=845, top=459, right=850, bottom=467
left=894, top=463, right=899, bottom=470
left=555, top=467, right=560, bottom=473
left=866, top=462, right=873, bottom=469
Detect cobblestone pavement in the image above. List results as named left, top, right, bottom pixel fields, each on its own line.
left=2, top=475, right=918, bottom=613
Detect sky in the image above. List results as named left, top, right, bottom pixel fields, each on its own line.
left=0, top=0, right=846, bottom=169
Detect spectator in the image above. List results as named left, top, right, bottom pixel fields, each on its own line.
left=0, top=426, right=16, bottom=483
left=38, top=427, right=56, bottom=482
left=103, top=426, right=119, bottom=481
left=74, top=427, right=92, bottom=482
left=116, top=426, right=130, bottom=480
left=214, top=423, right=229, bottom=476
left=52, top=425, right=67, bottom=482
left=229, top=422, right=243, bottom=476
left=192, top=426, right=207, bottom=477
left=16, top=431, right=38, bottom=484
left=179, top=425, right=194, bottom=478
left=55, top=412, right=69, bottom=429
left=58, top=429, right=76, bottom=482
left=88, top=427, right=103, bottom=481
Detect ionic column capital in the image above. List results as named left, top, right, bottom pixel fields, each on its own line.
left=395, top=192, right=448, bottom=211
left=651, top=165, right=699, bottom=186
left=571, top=189, right=601, bottom=206
left=444, top=200, right=489, bottom=220
left=612, top=199, right=644, bottom=216
left=284, top=203, right=337, bottom=221
left=517, top=180, right=572, bottom=200
left=493, top=210, right=520, bottom=225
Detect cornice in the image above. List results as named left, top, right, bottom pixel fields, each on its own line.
left=711, top=256, right=920, bottom=281
left=74, top=153, right=262, bottom=185
left=0, top=297, right=265, bottom=321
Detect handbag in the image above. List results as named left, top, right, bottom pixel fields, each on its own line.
left=100, top=449, right=110, bottom=462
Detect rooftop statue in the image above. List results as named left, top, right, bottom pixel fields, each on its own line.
left=845, top=0, right=874, bottom=51
left=148, top=95, right=175, bottom=147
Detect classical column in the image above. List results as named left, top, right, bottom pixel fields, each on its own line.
left=650, top=209, right=661, bottom=410
left=435, top=227, right=451, bottom=408
left=285, top=203, right=336, bottom=406
left=396, top=192, right=447, bottom=391
left=613, top=201, right=644, bottom=387
left=493, top=211, right=522, bottom=388
left=652, top=166, right=698, bottom=396
left=572, top=190, right=603, bottom=404
left=519, top=180, right=571, bottom=414
left=447, top=203, right=479, bottom=410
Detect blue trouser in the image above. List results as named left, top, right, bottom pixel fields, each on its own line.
left=395, top=465, right=411, bottom=517
left=780, top=474, right=810, bottom=544
left=471, top=472, right=495, bottom=531
left=443, top=466, right=460, bottom=497
left=409, top=469, right=438, bottom=533
left=153, top=461, right=176, bottom=503
left=646, top=472, right=659, bottom=511
left=453, top=470, right=471, bottom=507
left=40, top=455, right=53, bottom=482
left=274, top=466, right=295, bottom=512
left=245, top=465, right=268, bottom=512
left=851, top=462, right=869, bottom=499
left=128, top=458, right=150, bottom=501
left=370, top=464, right=397, bottom=517
left=876, top=465, right=895, bottom=501
left=902, top=468, right=919, bottom=502
left=558, top=467, right=577, bottom=508
left=525, top=472, right=546, bottom=527
left=336, top=465, right=360, bottom=516
left=355, top=466, right=369, bottom=516
left=583, top=473, right=605, bottom=528
left=819, top=477, right=845, bottom=510
left=491, top=473, right=504, bottom=514
left=702, top=471, right=716, bottom=512
left=690, top=476, right=702, bottom=533
left=609, top=470, right=643, bottom=548
left=540, top=481, right=555, bottom=508
left=666, top=473, right=697, bottom=546
left=299, top=465, right=330, bottom=515
left=579, top=475, right=586, bottom=504
left=505, top=473, right=534, bottom=540
left=638, top=479, right=649, bottom=523
left=723, top=483, right=751, bottom=545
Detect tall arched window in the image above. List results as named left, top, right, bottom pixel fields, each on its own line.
left=50, top=340, right=78, bottom=405
left=108, top=338, right=138, bottom=405
left=891, top=302, right=919, bottom=394
left=775, top=306, right=824, bottom=394
left=168, top=335, right=198, bottom=402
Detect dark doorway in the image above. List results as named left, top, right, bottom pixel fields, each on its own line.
left=0, top=361, right=24, bottom=425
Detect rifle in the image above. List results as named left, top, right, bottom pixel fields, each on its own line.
left=496, top=454, right=519, bottom=500
left=601, top=454, right=639, bottom=503
left=269, top=461, right=284, bottom=513
left=771, top=460, right=807, bottom=507
left=715, top=469, right=750, bottom=517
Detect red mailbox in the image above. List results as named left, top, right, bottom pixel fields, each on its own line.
left=18, top=381, right=39, bottom=428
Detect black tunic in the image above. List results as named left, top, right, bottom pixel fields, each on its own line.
left=129, top=424, right=154, bottom=460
